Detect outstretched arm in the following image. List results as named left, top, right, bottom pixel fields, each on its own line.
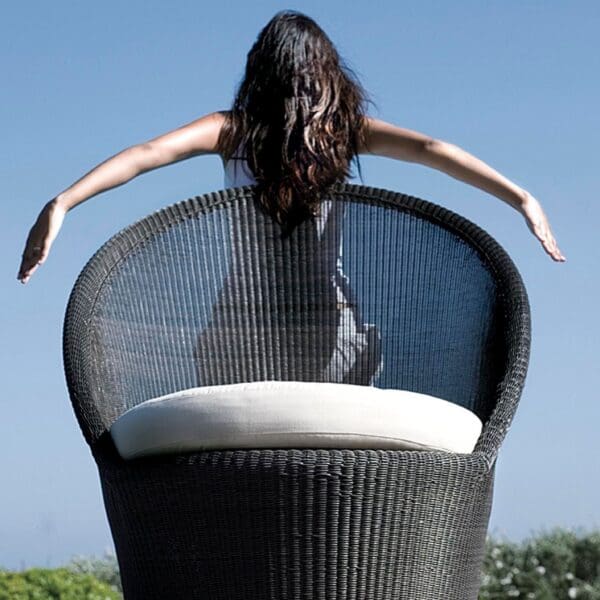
left=359, top=116, right=566, bottom=262
left=17, top=111, right=226, bottom=283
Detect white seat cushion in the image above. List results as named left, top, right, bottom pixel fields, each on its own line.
left=109, top=381, right=483, bottom=460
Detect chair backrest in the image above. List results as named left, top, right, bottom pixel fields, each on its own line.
left=63, top=183, right=530, bottom=464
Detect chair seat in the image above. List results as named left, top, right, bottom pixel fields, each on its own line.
left=110, top=381, right=483, bottom=460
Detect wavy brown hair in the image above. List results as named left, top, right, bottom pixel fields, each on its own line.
left=217, top=10, right=375, bottom=238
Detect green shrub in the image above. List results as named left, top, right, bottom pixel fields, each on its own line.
left=65, top=552, right=122, bottom=594
left=479, top=527, right=600, bottom=599
left=3, top=526, right=600, bottom=598
left=0, top=567, right=121, bottom=599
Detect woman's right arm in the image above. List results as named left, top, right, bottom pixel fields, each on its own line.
left=18, top=111, right=226, bottom=283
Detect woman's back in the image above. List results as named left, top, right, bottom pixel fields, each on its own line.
left=223, top=152, right=346, bottom=241
left=194, top=153, right=382, bottom=386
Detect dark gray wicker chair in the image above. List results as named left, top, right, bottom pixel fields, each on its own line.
left=62, top=183, right=530, bottom=600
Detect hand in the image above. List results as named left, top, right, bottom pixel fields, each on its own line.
left=17, top=198, right=67, bottom=284
left=519, top=193, right=566, bottom=262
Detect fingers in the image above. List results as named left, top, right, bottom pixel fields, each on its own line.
left=535, top=227, right=566, bottom=262
left=526, top=210, right=565, bottom=263
left=520, top=194, right=566, bottom=263
left=18, top=243, right=47, bottom=283
left=17, top=201, right=66, bottom=284
left=18, top=258, right=39, bottom=284
left=542, top=239, right=565, bottom=262
left=19, top=266, right=37, bottom=284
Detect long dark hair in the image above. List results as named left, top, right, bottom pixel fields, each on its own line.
left=218, top=10, right=375, bottom=238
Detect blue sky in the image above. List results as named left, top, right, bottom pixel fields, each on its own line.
left=1, top=0, right=598, bottom=570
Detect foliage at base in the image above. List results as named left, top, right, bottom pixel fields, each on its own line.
left=2, top=527, right=600, bottom=599
left=0, top=567, right=121, bottom=600
left=479, top=527, right=600, bottom=599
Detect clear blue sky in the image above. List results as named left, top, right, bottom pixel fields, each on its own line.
left=1, top=1, right=598, bottom=571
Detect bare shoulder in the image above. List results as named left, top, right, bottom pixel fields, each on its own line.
left=357, top=115, right=435, bottom=162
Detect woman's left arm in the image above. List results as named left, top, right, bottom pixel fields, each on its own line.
left=360, top=117, right=566, bottom=262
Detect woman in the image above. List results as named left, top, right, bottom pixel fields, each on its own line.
left=17, top=8, right=565, bottom=285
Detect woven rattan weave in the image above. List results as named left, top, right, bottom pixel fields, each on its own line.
left=63, top=183, right=530, bottom=599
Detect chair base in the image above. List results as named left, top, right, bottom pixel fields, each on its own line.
left=94, top=432, right=494, bottom=600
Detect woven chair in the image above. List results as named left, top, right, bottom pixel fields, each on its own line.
left=62, top=183, right=530, bottom=600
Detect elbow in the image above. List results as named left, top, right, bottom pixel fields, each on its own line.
left=424, top=138, right=460, bottom=156
left=421, top=138, right=457, bottom=165
left=423, top=138, right=443, bottom=154
left=131, top=143, right=161, bottom=174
